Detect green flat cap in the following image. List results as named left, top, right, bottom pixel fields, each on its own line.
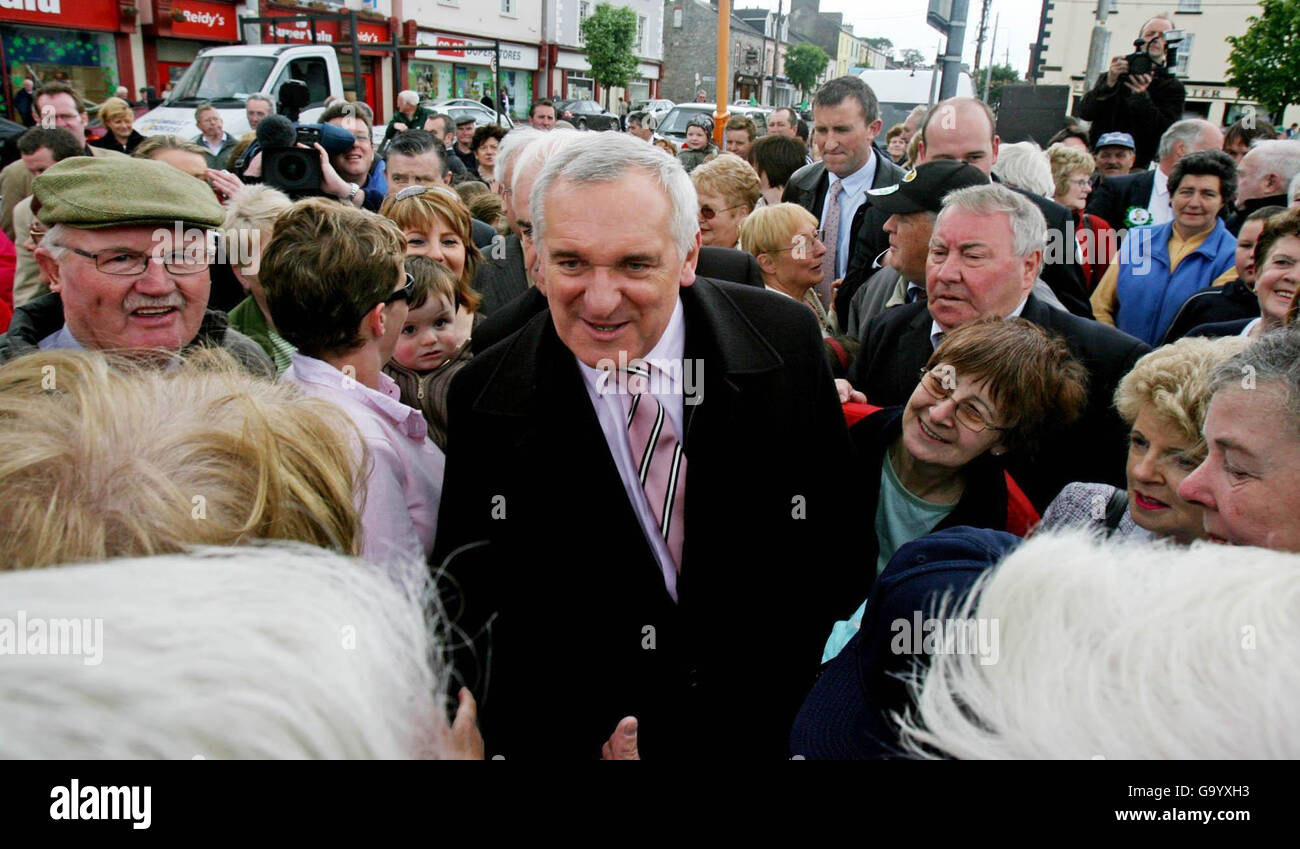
left=34, top=155, right=225, bottom=230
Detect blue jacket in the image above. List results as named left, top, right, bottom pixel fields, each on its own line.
left=1116, top=218, right=1236, bottom=346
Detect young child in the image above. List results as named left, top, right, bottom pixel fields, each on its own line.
left=677, top=116, right=718, bottom=173
left=383, top=256, right=473, bottom=451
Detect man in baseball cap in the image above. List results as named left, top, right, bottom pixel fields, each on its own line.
left=0, top=156, right=272, bottom=374
left=1094, top=131, right=1137, bottom=178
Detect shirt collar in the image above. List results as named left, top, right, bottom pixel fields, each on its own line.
left=827, top=150, right=877, bottom=199
left=930, top=296, right=1029, bottom=349
left=577, top=297, right=686, bottom=389
left=1154, top=168, right=1169, bottom=197
left=288, top=352, right=428, bottom=439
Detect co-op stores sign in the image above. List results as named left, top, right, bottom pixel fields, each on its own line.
left=415, top=33, right=537, bottom=69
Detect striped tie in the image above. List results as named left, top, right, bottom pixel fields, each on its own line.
left=622, top=366, right=687, bottom=571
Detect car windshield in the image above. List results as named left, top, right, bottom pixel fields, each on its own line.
left=658, top=107, right=711, bottom=134
left=167, top=56, right=276, bottom=107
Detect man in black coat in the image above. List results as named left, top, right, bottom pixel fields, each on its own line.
left=845, top=184, right=1149, bottom=510
left=916, top=96, right=1094, bottom=318
left=434, top=133, right=859, bottom=760
left=1077, top=16, right=1186, bottom=171
left=782, top=75, right=904, bottom=331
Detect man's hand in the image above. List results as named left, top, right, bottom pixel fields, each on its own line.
left=207, top=169, right=244, bottom=205
left=445, top=687, right=485, bottom=760
left=315, top=142, right=360, bottom=206
left=834, top=378, right=867, bottom=405
left=600, top=716, right=640, bottom=760
left=1123, top=72, right=1153, bottom=95
left=830, top=277, right=844, bottom=299
left=1105, top=57, right=1129, bottom=88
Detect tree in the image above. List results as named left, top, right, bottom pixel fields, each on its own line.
left=976, top=64, right=1020, bottom=110
left=785, top=43, right=830, bottom=102
left=899, top=48, right=928, bottom=69
left=864, top=37, right=893, bottom=57
left=580, top=2, right=638, bottom=111
left=1226, top=0, right=1300, bottom=122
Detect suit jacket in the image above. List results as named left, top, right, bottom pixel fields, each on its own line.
left=782, top=154, right=905, bottom=329
left=433, top=277, right=860, bottom=759
left=1086, top=169, right=1157, bottom=233
left=473, top=232, right=529, bottom=317
left=470, top=246, right=765, bottom=353
left=996, top=179, right=1094, bottom=319
left=846, top=294, right=1150, bottom=510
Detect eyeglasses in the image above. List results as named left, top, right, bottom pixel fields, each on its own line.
left=62, top=245, right=212, bottom=276
left=382, top=272, right=416, bottom=306
left=394, top=185, right=432, bottom=201
left=1068, top=178, right=1091, bottom=189
left=917, top=367, right=1005, bottom=434
left=699, top=203, right=747, bottom=220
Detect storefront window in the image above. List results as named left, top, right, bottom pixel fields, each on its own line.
left=409, top=61, right=454, bottom=101
left=2, top=25, right=120, bottom=105
left=566, top=72, right=593, bottom=100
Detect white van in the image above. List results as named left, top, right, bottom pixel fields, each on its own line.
left=855, top=68, right=976, bottom=130
left=134, top=44, right=345, bottom=141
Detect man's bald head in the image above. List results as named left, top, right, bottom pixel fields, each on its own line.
left=917, top=97, right=1000, bottom=176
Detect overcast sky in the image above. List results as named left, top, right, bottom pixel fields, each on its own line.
left=739, top=0, right=1047, bottom=78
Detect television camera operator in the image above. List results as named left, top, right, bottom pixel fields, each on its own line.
left=233, top=81, right=382, bottom=211
left=1078, top=16, right=1186, bottom=171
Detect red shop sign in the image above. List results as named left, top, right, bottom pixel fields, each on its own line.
left=356, top=20, right=388, bottom=46
left=262, top=8, right=342, bottom=44
left=0, top=0, right=122, bottom=32
left=168, top=0, right=238, bottom=42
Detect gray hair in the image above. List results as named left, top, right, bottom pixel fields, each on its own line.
left=1245, top=139, right=1300, bottom=188
left=990, top=141, right=1054, bottom=197
left=1157, top=118, right=1217, bottom=162
left=397, top=90, right=420, bottom=108
left=531, top=132, right=699, bottom=259
left=935, top=183, right=1048, bottom=259
left=510, top=127, right=582, bottom=200
left=40, top=222, right=70, bottom=259
left=246, top=93, right=274, bottom=112
left=495, top=125, right=544, bottom=187
left=1209, top=326, right=1300, bottom=434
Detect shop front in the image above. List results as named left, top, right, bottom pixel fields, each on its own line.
left=413, top=31, right=537, bottom=119
left=142, top=0, right=240, bottom=93
left=1, top=0, right=135, bottom=116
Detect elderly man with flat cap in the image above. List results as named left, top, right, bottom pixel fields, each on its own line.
left=0, top=156, right=272, bottom=375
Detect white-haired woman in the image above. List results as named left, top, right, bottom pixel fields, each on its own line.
left=990, top=141, right=1053, bottom=197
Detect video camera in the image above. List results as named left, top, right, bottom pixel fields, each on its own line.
left=241, top=80, right=357, bottom=199
left=1124, top=29, right=1184, bottom=78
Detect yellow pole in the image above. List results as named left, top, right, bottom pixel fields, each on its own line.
left=714, top=0, right=731, bottom=149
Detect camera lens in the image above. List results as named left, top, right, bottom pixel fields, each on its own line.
left=280, top=154, right=307, bottom=183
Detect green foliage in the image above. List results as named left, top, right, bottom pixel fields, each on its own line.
left=975, top=64, right=1020, bottom=110
left=580, top=2, right=639, bottom=109
left=899, top=48, right=928, bottom=69
left=1226, top=0, right=1300, bottom=121
left=864, top=37, right=894, bottom=57
left=785, top=43, right=830, bottom=99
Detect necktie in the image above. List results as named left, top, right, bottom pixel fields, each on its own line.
left=621, top=366, right=687, bottom=571
left=819, top=182, right=842, bottom=310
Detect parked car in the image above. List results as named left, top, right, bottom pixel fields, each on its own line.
left=553, top=99, right=620, bottom=131
left=419, top=99, right=514, bottom=131
left=630, top=98, right=674, bottom=128
left=655, top=103, right=770, bottom=147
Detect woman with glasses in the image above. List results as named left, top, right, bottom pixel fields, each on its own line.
left=739, top=202, right=833, bottom=335
left=820, top=318, right=1088, bottom=662
left=1038, top=335, right=1246, bottom=543
left=1091, top=150, right=1239, bottom=345
left=1048, top=142, right=1116, bottom=294
left=691, top=153, right=761, bottom=249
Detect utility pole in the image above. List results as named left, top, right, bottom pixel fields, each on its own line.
left=973, top=0, right=992, bottom=75
left=1084, top=0, right=1110, bottom=88
left=983, top=12, right=999, bottom=102
left=715, top=0, right=732, bottom=147
left=939, top=0, right=970, bottom=100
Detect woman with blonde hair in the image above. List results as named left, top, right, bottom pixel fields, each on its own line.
left=1047, top=142, right=1115, bottom=293
left=0, top=348, right=363, bottom=571
left=89, top=96, right=144, bottom=154
left=692, top=152, right=761, bottom=249
left=739, top=202, right=832, bottom=334
left=221, top=184, right=296, bottom=374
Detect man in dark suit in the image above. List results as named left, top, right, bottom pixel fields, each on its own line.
left=846, top=184, right=1149, bottom=510
left=435, top=133, right=858, bottom=759
left=1087, top=118, right=1224, bottom=234
left=916, top=97, right=1094, bottom=318
left=782, top=76, right=904, bottom=331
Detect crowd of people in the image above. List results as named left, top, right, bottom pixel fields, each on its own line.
left=1, top=65, right=1299, bottom=761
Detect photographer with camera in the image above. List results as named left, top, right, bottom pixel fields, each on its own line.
left=1079, top=17, right=1186, bottom=171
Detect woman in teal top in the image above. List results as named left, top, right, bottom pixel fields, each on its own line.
left=823, top=318, right=1089, bottom=661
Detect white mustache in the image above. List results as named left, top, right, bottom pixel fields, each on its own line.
left=123, top=294, right=186, bottom=312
